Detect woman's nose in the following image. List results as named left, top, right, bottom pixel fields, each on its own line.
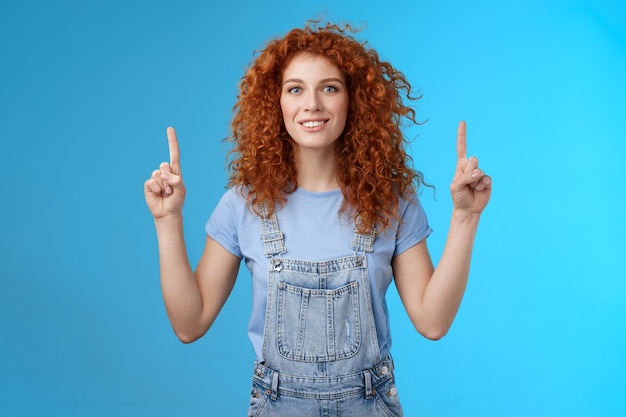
left=304, top=92, right=322, bottom=112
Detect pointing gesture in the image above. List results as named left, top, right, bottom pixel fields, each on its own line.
left=168, top=126, right=181, bottom=176
left=450, top=121, right=492, bottom=214
left=144, top=127, right=187, bottom=219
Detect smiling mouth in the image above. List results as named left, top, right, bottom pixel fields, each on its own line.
left=301, top=120, right=327, bottom=128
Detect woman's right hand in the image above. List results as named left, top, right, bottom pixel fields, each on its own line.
left=144, top=127, right=186, bottom=219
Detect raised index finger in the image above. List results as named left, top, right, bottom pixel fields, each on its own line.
left=457, top=120, right=467, bottom=161
left=167, top=126, right=180, bottom=175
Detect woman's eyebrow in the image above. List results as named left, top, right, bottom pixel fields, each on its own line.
left=282, top=78, right=304, bottom=85
left=319, top=77, right=345, bottom=85
left=282, top=77, right=345, bottom=86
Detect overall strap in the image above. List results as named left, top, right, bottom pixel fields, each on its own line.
left=351, top=217, right=375, bottom=254
left=258, top=203, right=287, bottom=258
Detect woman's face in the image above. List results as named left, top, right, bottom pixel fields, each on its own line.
left=280, top=53, right=349, bottom=156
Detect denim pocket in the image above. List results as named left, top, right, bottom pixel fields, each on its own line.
left=276, top=281, right=361, bottom=361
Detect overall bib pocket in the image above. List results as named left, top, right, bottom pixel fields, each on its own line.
left=276, top=280, right=361, bottom=362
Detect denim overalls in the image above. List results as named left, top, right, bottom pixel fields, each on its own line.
left=247, top=206, right=404, bottom=416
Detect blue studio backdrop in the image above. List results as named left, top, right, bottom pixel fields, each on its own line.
left=1, top=0, right=624, bottom=416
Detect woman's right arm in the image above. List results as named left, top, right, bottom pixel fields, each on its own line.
left=144, top=127, right=240, bottom=343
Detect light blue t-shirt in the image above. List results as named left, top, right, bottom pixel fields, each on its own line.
left=206, top=187, right=432, bottom=361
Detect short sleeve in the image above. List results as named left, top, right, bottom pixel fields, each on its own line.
left=205, top=189, right=243, bottom=258
left=393, top=192, right=433, bottom=256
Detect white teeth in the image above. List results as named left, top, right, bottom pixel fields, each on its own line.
left=302, top=120, right=325, bottom=128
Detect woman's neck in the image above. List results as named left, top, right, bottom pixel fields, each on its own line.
left=295, top=148, right=339, bottom=192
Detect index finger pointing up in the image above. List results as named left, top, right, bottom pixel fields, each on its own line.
left=457, top=120, right=467, bottom=161
left=167, top=126, right=180, bottom=175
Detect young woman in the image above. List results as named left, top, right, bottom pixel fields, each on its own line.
left=144, top=21, right=491, bottom=416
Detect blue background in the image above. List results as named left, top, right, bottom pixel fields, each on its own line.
left=1, top=0, right=624, bottom=416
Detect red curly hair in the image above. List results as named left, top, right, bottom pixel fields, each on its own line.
left=227, top=20, right=427, bottom=232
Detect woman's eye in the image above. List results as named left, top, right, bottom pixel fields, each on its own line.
left=288, top=86, right=302, bottom=94
left=323, top=85, right=338, bottom=93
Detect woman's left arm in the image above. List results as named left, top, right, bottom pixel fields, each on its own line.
left=393, top=121, right=492, bottom=340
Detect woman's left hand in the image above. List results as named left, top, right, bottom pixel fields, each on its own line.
left=450, top=121, right=492, bottom=215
